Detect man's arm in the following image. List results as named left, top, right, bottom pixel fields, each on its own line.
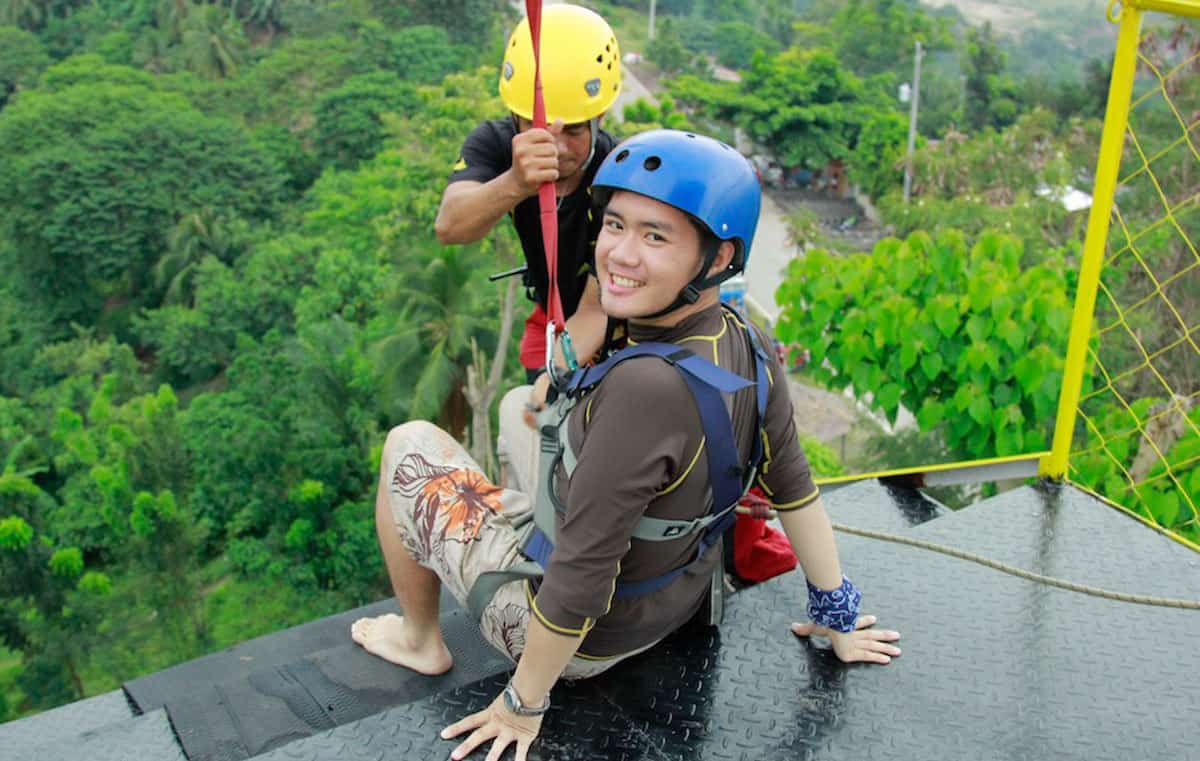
left=563, top=277, right=606, bottom=365
left=435, top=175, right=528, bottom=245
left=435, top=122, right=565, bottom=245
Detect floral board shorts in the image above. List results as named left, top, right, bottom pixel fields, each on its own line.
left=380, top=415, right=652, bottom=679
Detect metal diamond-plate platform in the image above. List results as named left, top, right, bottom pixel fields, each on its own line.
left=254, top=482, right=1199, bottom=761
left=0, top=689, right=134, bottom=761
left=1, top=708, right=184, bottom=761
left=820, top=478, right=950, bottom=533
left=163, top=603, right=510, bottom=761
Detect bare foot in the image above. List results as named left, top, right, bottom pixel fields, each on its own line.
left=350, top=613, right=453, bottom=675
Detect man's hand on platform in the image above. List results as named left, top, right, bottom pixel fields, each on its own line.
left=791, top=614, right=901, bottom=665
left=442, top=693, right=543, bottom=761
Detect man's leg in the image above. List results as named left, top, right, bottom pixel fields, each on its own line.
left=496, top=385, right=538, bottom=492
left=351, top=423, right=454, bottom=674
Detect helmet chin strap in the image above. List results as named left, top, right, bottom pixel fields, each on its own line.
left=583, top=117, right=599, bottom=173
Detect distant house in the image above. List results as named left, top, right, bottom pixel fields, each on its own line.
left=1036, top=184, right=1094, bottom=213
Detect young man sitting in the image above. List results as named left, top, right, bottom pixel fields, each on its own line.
left=353, top=130, right=901, bottom=761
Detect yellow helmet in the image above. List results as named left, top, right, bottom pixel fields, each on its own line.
left=499, top=4, right=622, bottom=124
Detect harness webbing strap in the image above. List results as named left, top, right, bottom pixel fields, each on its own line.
left=466, top=315, right=771, bottom=620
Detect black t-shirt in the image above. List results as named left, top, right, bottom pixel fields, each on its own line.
left=448, top=118, right=617, bottom=318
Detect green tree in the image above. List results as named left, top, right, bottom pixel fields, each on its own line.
left=0, top=482, right=111, bottom=709
left=0, top=66, right=285, bottom=334
left=383, top=25, right=475, bottom=84
left=0, top=26, right=48, bottom=109
left=827, top=0, right=952, bottom=80
left=179, top=4, right=247, bottom=79
left=877, top=109, right=1094, bottom=252
left=395, top=0, right=503, bottom=46
left=646, top=18, right=698, bottom=76
left=711, top=20, right=779, bottom=70
left=314, top=71, right=419, bottom=169
left=154, top=209, right=251, bottom=306
left=674, top=48, right=883, bottom=168
left=613, top=95, right=693, bottom=140
left=137, top=234, right=322, bottom=385
left=965, top=21, right=1021, bottom=130
left=776, top=230, right=1072, bottom=461
left=848, top=111, right=908, bottom=200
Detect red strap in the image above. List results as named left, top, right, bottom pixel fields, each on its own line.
left=524, top=0, right=564, bottom=329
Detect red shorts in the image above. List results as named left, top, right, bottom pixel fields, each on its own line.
left=519, top=304, right=548, bottom=371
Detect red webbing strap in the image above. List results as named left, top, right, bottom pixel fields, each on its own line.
left=524, top=0, right=564, bottom=329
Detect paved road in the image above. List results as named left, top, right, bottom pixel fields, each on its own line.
left=745, top=192, right=799, bottom=323
left=612, top=64, right=657, bottom=120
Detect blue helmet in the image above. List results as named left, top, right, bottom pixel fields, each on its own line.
left=592, top=129, right=761, bottom=273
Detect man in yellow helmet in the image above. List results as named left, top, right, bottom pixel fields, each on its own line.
left=434, top=4, right=622, bottom=387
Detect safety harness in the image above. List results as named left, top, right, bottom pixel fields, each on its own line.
left=467, top=307, right=774, bottom=623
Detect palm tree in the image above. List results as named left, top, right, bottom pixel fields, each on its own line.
left=180, top=5, right=246, bottom=79
left=374, top=244, right=499, bottom=438
left=154, top=209, right=245, bottom=306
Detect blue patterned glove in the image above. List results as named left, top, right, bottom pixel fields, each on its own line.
left=806, top=576, right=862, bottom=634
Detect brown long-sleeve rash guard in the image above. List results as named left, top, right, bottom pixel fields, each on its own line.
left=529, top=304, right=820, bottom=657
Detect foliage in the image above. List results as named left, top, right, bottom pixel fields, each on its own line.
left=671, top=48, right=885, bottom=168
left=391, top=0, right=504, bottom=46
left=823, top=0, right=954, bottom=81
left=1071, top=399, right=1200, bottom=543
left=612, top=95, right=693, bottom=140
left=798, top=434, right=843, bottom=479
left=315, top=71, right=419, bottom=169
left=878, top=108, right=1097, bottom=252
left=646, top=18, right=704, bottom=76
left=0, top=63, right=285, bottom=334
left=848, top=111, right=908, bottom=200
left=776, top=230, right=1073, bottom=461
left=965, top=21, right=1021, bottom=131
left=0, top=25, right=49, bottom=109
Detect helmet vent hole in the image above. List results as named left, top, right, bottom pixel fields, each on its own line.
left=596, top=54, right=603, bottom=63
left=686, top=133, right=696, bottom=138
left=615, top=149, right=630, bottom=163
left=606, top=44, right=610, bottom=52
left=607, top=62, right=612, bottom=70
left=643, top=156, right=661, bottom=171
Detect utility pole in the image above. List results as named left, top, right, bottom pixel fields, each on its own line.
left=903, top=40, right=923, bottom=204
left=648, top=0, right=656, bottom=40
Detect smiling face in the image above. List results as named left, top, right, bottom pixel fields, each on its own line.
left=595, top=190, right=733, bottom=326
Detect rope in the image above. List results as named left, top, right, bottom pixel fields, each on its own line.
left=733, top=504, right=1199, bottom=608
left=524, top=0, right=565, bottom=329
left=831, top=521, right=1200, bottom=610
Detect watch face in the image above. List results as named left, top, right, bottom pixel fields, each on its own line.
left=504, top=683, right=548, bottom=716
left=503, top=685, right=521, bottom=713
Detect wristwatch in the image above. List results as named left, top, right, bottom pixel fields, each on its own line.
left=501, top=680, right=551, bottom=716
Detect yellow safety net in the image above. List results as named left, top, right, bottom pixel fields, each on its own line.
left=1059, top=3, right=1198, bottom=544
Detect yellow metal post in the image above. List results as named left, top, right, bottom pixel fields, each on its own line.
left=1042, top=4, right=1144, bottom=478
left=1127, top=0, right=1200, bottom=19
